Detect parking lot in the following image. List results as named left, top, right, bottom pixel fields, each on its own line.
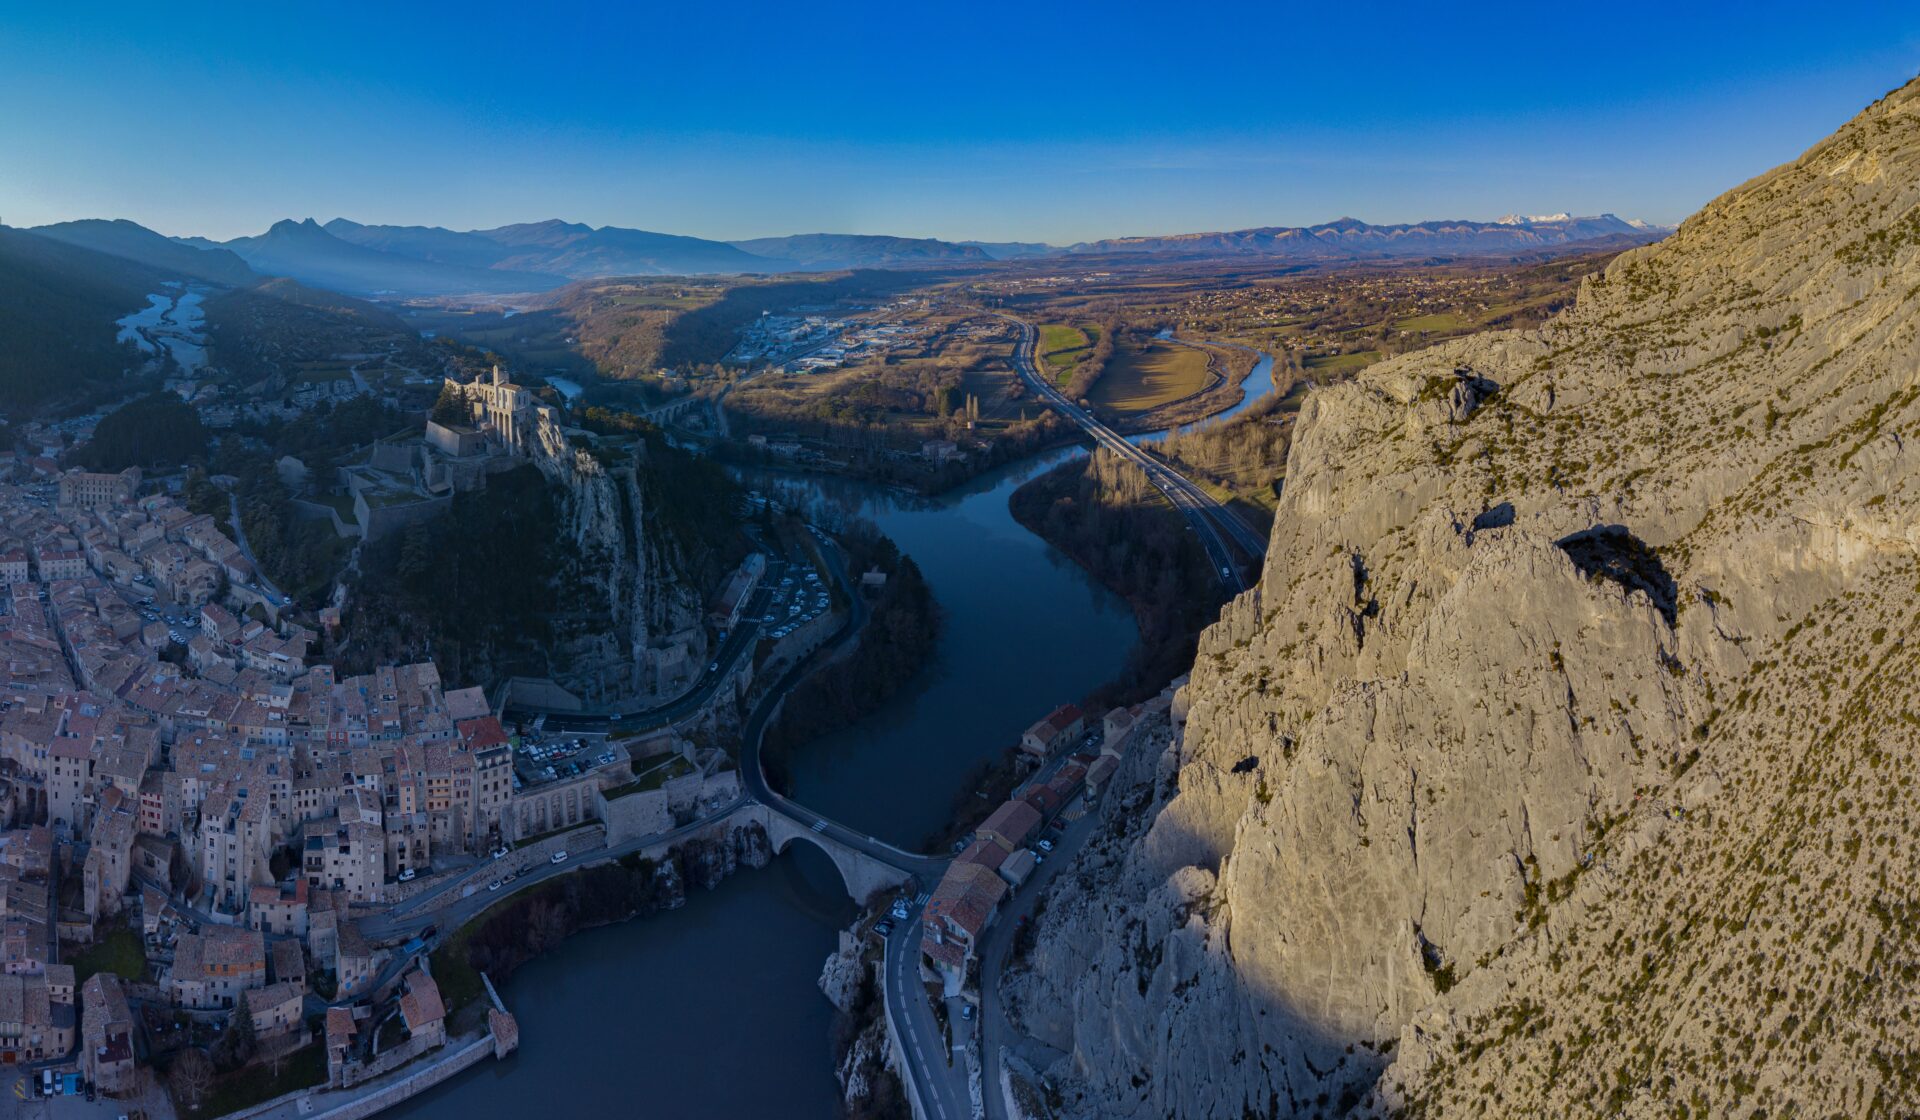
left=510, top=727, right=619, bottom=791
left=754, top=554, right=832, bottom=640
left=0, top=1070, right=171, bottom=1120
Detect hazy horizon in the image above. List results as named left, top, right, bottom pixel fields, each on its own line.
left=3, top=1, right=1917, bottom=244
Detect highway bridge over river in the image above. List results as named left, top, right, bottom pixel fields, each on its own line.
left=1001, top=315, right=1270, bottom=591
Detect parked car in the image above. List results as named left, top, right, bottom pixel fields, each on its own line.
left=397, top=868, right=416, bottom=882
left=491, top=846, right=510, bottom=860
left=1037, top=839, right=1054, bottom=853
left=874, top=920, right=894, bottom=937
left=488, top=880, right=502, bottom=892
left=550, top=850, right=569, bottom=864
left=961, top=1004, right=976, bottom=1022
left=890, top=898, right=911, bottom=921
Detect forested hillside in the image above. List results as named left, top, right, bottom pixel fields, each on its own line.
left=0, top=227, right=162, bottom=413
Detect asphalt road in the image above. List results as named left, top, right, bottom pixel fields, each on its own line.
left=1000, top=316, right=1268, bottom=588
left=886, top=917, right=972, bottom=1120
left=225, top=490, right=292, bottom=607
left=732, top=532, right=951, bottom=880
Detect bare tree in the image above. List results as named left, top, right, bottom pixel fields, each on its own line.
left=169, top=1048, right=214, bottom=1113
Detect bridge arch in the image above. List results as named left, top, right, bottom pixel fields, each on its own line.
left=761, top=809, right=915, bottom=906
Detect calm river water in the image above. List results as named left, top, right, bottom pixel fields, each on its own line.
left=396, top=446, right=1138, bottom=1119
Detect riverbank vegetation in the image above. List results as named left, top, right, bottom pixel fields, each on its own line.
left=1149, top=389, right=1304, bottom=536
left=1010, top=448, right=1227, bottom=708
left=714, top=408, right=1072, bottom=495
left=761, top=526, right=940, bottom=789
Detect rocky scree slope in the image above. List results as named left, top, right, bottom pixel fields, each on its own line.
left=1003, top=78, right=1920, bottom=1119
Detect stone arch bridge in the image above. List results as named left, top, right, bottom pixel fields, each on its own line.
left=639, top=395, right=705, bottom=426
left=743, top=802, right=945, bottom=905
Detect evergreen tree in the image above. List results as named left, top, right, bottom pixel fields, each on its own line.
left=212, top=998, right=257, bottom=1072
left=430, top=381, right=467, bottom=427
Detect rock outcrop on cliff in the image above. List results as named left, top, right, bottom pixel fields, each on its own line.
left=1007, top=78, right=1920, bottom=1118
left=528, top=406, right=707, bottom=703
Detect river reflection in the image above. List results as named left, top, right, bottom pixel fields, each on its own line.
left=737, top=446, right=1140, bottom=849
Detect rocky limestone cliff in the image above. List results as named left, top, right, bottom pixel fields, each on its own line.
left=528, top=406, right=706, bottom=703
left=1008, top=78, right=1920, bottom=1118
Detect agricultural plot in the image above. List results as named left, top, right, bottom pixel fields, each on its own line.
left=1088, top=339, right=1212, bottom=415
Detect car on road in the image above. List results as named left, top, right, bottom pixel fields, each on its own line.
left=710, top=662, right=720, bottom=673
left=550, top=850, right=569, bottom=864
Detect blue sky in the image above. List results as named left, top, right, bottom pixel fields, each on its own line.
left=2, top=1, right=1916, bottom=243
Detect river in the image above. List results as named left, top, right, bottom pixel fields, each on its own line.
left=396, top=446, right=1138, bottom=1118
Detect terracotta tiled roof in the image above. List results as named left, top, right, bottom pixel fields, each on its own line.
left=399, top=971, right=445, bottom=1030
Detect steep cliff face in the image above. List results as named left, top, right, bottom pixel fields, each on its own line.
left=528, top=408, right=705, bottom=702
left=1008, top=79, right=1920, bottom=1118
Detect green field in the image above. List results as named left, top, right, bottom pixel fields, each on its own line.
left=1304, top=350, right=1382, bottom=374
left=1088, top=340, right=1211, bottom=414
left=69, top=925, right=148, bottom=984
left=191, top=1046, right=327, bottom=1120
left=1039, top=323, right=1095, bottom=383
left=1394, top=312, right=1471, bottom=333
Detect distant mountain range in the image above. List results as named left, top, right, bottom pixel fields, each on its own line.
left=15, top=212, right=1669, bottom=301
left=727, top=232, right=991, bottom=269
left=1061, top=214, right=1662, bottom=259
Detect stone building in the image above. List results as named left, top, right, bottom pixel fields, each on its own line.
left=57, top=468, right=140, bottom=511
left=79, top=972, right=134, bottom=1094
left=169, top=926, right=266, bottom=1009
left=0, top=971, right=74, bottom=1062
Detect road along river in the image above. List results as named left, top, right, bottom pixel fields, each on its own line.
left=397, top=446, right=1138, bottom=1119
